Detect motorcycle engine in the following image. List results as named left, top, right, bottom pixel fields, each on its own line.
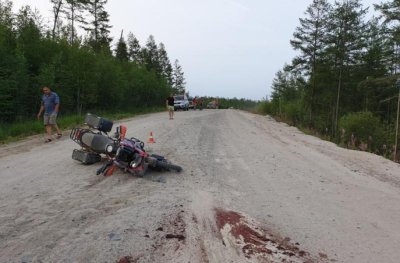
left=116, top=147, right=135, bottom=163
left=115, top=147, right=142, bottom=168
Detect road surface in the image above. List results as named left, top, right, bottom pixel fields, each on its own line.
left=1, top=110, right=399, bottom=263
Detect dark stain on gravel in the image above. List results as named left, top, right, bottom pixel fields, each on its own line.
left=215, top=208, right=331, bottom=262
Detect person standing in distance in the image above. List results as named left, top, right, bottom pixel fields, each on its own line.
left=166, top=93, right=175, bottom=120
left=37, top=86, right=62, bottom=142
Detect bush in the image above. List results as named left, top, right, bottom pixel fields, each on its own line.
left=257, top=101, right=273, bottom=115
left=283, top=101, right=304, bottom=126
left=339, top=111, right=385, bottom=152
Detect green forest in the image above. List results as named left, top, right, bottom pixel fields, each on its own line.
left=0, top=0, right=187, bottom=124
left=3, top=0, right=399, bottom=160
left=260, top=0, right=400, bottom=160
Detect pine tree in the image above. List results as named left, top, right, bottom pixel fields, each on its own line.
left=142, top=35, right=161, bottom=74
left=84, top=0, right=112, bottom=52
left=270, top=66, right=305, bottom=114
left=362, top=18, right=391, bottom=78
left=50, top=0, right=63, bottom=39
left=127, top=32, right=141, bottom=63
left=158, top=43, right=173, bottom=85
left=172, top=59, right=186, bottom=94
left=0, top=0, right=13, bottom=31
left=375, top=0, right=400, bottom=38
left=0, top=0, right=17, bottom=122
left=290, top=0, right=331, bottom=124
left=115, top=30, right=128, bottom=61
left=15, top=6, right=42, bottom=72
left=61, top=0, right=87, bottom=44
left=375, top=0, right=400, bottom=73
left=325, top=0, right=368, bottom=135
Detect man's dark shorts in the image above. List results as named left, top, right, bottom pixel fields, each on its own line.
left=44, top=113, right=57, bottom=125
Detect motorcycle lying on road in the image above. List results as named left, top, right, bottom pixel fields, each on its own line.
left=70, top=113, right=182, bottom=176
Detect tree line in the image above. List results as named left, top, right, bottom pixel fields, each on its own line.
left=0, top=0, right=186, bottom=123
left=200, top=97, right=259, bottom=110
left=263, top=0, right=400, bottom=158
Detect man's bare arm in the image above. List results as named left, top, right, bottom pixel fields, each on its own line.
left=37, top=104, right=44, bottom=119
left=54, top=103, right=60, bottom=113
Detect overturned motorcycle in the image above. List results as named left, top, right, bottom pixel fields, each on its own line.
left=70, top=113, right=182, bottom=176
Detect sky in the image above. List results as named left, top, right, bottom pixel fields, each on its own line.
left=11, top=0, right=382, bottom=100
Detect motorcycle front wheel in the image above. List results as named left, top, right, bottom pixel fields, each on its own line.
left=155, top=160, right=182, bottom=172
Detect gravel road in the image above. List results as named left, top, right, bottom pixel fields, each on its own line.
left=1, top=109, right=399, bottom=263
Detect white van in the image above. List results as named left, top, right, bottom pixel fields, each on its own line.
left=173, top=95, right=189, bottom=111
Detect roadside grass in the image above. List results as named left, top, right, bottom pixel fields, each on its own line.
left=254, top=111, right=334, bottom=142
left=244, top=108, right=259, bottom=114
left=0, top=107, right=164, bottom=144
left=254, top=109, right=399, bottom=162
left=297, top=126, right=332, bottom=142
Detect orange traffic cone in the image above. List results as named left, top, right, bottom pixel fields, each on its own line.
left=148, top=132, right=156, bottom=143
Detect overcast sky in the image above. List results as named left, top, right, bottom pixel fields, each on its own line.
left=11, top=0, right=381, bottom=100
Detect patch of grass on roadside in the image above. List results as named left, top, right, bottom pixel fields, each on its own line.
left=0, top=107, right=164, bottom=144
left=244, top=108, right=260, bottom=114
left=57, top=115, right=85, bottom=130
left=298, top=126, right=332, bottom=142
left=0, top=120, right=43, bottom=143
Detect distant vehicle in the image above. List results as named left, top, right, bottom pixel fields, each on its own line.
left=207, top=102, right=215, bottom=109
left=207, top=100, right=219, bottom=109
left=174, top=95, right=189, bottom=111
left=192, top=97, right=204, bottom=110
left=188, top=97, right=195, bottom=110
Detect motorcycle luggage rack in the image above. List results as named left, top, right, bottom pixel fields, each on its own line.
left=70, top=127, right=88, bottom=146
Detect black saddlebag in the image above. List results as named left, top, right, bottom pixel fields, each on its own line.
left=72, top=149, right=102, bottom=164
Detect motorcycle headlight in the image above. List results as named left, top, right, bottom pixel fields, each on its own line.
left=105, top=144, right=114, bottom=153
left=130, top=155, right=142, bottom=168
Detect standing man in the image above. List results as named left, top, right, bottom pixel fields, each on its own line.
left=37, top=86, right=62, bottom=142
left=192, top=97, right=197, bottom=110
left=166, top=93, right=175, bottom=120
left=198, top=97, right=204, bottom=110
